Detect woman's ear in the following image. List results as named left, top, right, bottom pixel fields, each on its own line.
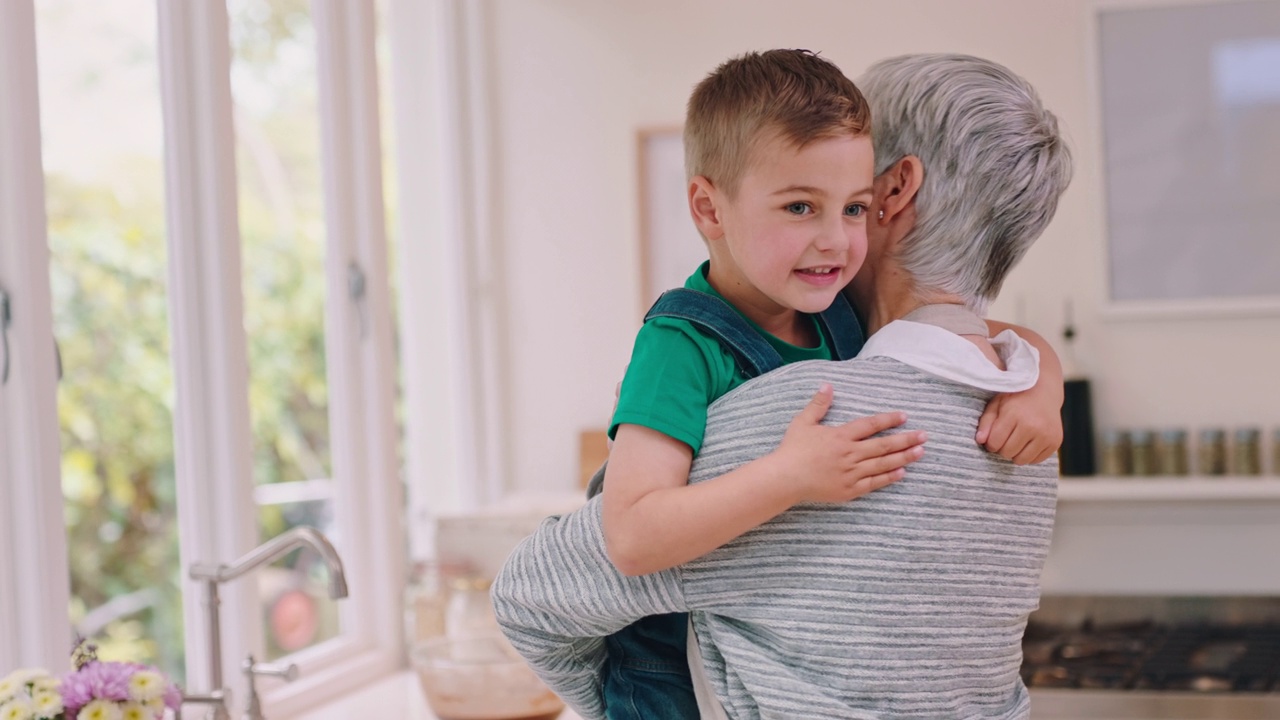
left=875, top=155, right=924, bottom=223
left=688, top=176, right=725, bottom=241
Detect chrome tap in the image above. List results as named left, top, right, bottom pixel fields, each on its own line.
left=183, top=527, right=348, bottom=720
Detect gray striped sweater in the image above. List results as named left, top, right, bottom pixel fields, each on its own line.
left=492, top=322, right=1058, bottom=720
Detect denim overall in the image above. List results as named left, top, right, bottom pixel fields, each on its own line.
left=589, top=288, right=864, bottom=720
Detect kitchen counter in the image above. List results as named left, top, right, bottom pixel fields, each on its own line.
left=294, top=670, right=583, bottom=720
left=295, top=668, right=1280, bottom=719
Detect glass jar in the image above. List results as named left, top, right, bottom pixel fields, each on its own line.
left=446, top=575, right=499, bottom=639
left=1157, top=429, right=1189, bottom=476
left=1130, top=430, right=1158, bottom=476
left=405, top=561, right=449, bottom=646
left=1198, top=429, right=1227, bottom=476
left=1232, top=428, right=1262, bottom=476
left=1099, top=430, right=1132, bottom=476
left=1273, top=428, right=1280, bottom=476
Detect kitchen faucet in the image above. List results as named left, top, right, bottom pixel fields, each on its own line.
left=182, top=526, right=348, bottom=720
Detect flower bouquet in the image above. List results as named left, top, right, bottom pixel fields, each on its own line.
left=0, top=669, right=63, bottom=720
left=0, top=643, right=181, bottom=720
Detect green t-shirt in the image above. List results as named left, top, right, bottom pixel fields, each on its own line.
left=609, top=262, right=836, bottom=455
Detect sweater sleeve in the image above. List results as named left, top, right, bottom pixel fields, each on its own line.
left=490, top=498, right=689, bottom=720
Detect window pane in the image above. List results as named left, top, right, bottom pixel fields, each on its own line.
left=36, top=0, right=184, bottom=681
left=227, top=0, right=340, bottom=659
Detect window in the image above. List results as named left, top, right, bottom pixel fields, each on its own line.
left=0, top=0, right=404, bottom=713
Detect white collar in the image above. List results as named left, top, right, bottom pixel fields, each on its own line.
left=857, top=320, right=1040, bottom=392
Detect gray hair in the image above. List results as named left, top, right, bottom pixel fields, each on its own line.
left=858, top=54, right=1072, bottom=314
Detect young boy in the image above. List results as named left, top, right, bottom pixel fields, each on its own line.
left=596, top=50, right=1062, bottom=718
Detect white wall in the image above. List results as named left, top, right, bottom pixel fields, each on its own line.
left=476, top=0, right=1280, bottom=495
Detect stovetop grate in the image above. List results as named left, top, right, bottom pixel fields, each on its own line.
left=1021, top=622, right=1280, bottom=692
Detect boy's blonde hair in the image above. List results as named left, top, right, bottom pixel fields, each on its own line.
left=685, top=49, right=871, bottom=198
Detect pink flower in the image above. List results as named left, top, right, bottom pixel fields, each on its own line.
left=162, top=681, right=182, bottom=711
left=60, top=661, right=147, bottom=715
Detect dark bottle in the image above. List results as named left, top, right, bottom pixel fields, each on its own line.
left=1058, top=301, right=1096, bottom=476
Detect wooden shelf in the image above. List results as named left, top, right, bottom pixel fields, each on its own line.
left=1058, top=476, right=1280, bottom=502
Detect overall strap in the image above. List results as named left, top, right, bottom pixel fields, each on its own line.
left=644, top=288, right=784, bottom=379
left=816, top=292, right=866, bottom=360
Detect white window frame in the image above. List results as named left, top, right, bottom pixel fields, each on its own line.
left=0, top=0, right=402, bottom=711
left=157, top=1, right=404, bottom=715
left=0, top=0, right=73, bottom=674
left=388, top=0, right=509, bottom=561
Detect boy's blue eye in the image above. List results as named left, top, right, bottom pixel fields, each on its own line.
left=784, top=202, right=812, bottom=215
left=845, top=204, right=867, bottom=217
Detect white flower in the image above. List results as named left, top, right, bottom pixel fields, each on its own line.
left=0, top=697, right=36, bottom=720
left=27, top=676, right=55, bottom=694
left=30, top=690, right=61, bottom=717
left=78, top=699, right=124, bottom=720
left=143, top=698, right=165, bottom=716
left=120, top=701, right=151, bottom=720
left=2, top=669, right=40, bottom=686
left=126, top=670, right=164, bottom=703
left=0, top=678, right=19, bottom=704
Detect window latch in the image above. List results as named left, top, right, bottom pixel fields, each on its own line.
left=347, top=260, right=368, bottom=339
left=1, top=287, right=11, bottom=385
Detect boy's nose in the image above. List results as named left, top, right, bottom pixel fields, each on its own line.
left=813, top=221, right=849, bottom=253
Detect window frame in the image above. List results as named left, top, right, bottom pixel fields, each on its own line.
left=0, top=0, right=74, bottom=674
left=0, top=0, right=404, bottom=711
left=156, top=1, right=404, bottom=714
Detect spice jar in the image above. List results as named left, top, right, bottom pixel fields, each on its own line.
left=1099, top=430, right=1132, bottom=476
left=1273, top=429, right=1280, bottom=476
left=1232, top=428, right=1262, bottom=476
left=445, top=575, right=499, bottom=639
left=1198, top=429, right=1227, bottom=476
left=1157, top=429, right=1189, bottom=476
left=1130, top=430, right=1158, bottom=476
left=405, top=561, right=449, bottom=645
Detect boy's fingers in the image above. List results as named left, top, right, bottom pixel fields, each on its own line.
left=982, top=416, right=1015, bottom=454
left=997, top=428, right=1035, bottom=464
left=1012, top=440, right=1045, bottom=466
left=850, top=468, right=907, bottom=498
left=854, top=445, right=924, bottom=477
left=853, top=431, right=927, bottom=461
left=792, top=384, right=834, bottom=426
left=840, top=411, right=908, bottom=440
left=975, top=402, right=999, bottom=445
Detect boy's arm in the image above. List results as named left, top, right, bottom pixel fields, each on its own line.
left=977, top=320, right=1064, bottom=465
left=604, top=385, right=924, bottom=577
left=490, top=501, right=687, bottom=720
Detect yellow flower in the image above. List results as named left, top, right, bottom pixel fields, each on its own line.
left=126, top=670, right=164, bottom=703
left=120, top=702, right=150, bottom=720
left=78, top=699, right=124, bottom=720
left=31, top=690, right=61, bottom=716
left=0, top=697, right=36, bottom=720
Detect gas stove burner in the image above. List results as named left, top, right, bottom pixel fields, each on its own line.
left=1188, top=640, right=1248, bottom=673
left=1156, top=674, right=1236, bottom=693
left=1021, top=621, right=1280, bottom=694
left=1018, top=635, right=1059, bottom=666
left=1028, top=666, right=1074, bottom=688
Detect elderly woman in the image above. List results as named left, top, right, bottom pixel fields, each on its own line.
left=492, top=53, right=1072, bottom=720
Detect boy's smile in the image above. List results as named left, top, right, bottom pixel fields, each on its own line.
left=693, top=131, right=875, bottom=344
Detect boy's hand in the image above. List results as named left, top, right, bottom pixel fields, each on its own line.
left=976, top=386, right=1063, bottom=465
left=774, top=384, right=926, bottom=504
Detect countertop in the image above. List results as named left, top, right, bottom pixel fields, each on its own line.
left=294, top=669, right=1279, bottom=719
left=293, top=670, right=583, bottom=720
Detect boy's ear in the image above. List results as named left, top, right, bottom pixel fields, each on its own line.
left=688, top=176, right=726, bottom=242
left=875, top=155, right=924, bottom=224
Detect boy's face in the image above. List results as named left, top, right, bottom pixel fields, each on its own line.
left=705, top=131, right=874, bottom=320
